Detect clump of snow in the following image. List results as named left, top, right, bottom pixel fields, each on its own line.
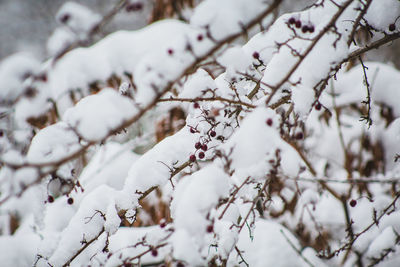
left=63, top=89, right=138, bottom=141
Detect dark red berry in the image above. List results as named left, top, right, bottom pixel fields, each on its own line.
left=195, top=142, right=202, bottom=149
left=151, top=248, right=158, bottom=257
left=193, top=102, right=200, bottom=109
left=189, top=154, right=196, bottom=162
left=48, top=195, right=54, bottom=203
left=266, top=118, right=273, bottom=126
left=126, top=2, right=143, bottom=12
left=67, top=197, right=74, bottom=205
left=0, top=130, right=4, bottom=137
left=198, top=152, right=205, bottom=159
left=308, top=25, right=315, bottom=33
left=350, top=199, right=357, bottom=207
left=25, top=87, right=37, bottom=98
left=36, top=73, right=47, bottom=82
left=295, top=20, right=302, bottom=28
left=315, top=103, right=322, bottom=110
left=301, top=25, right=309, bottom=33
left=177, top=262, right=185, bottom=267
left=197, top=34, right=203, bottom=41
left=288, top=17, right=296, bottom=24
left=295, top=132, right=304, bottom=140
left=201, top=144, right=208, bottom=151
left=210, top=131, right=216, bottom=137
left=206, top=225, right=214, bottom=233
left=167, top=48, right=174, bottom=55
left=252, top=51, right=260, bottom=59
left=389, top=24, right=396, bottom=31
left=160, top=220, right=166, bottom=228
left=60, top=14, right=70, bottom=24
left=190, top=127, right=195, bottom=133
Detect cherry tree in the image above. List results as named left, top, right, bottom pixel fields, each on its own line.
left=1, top=0, right=400, bottom=266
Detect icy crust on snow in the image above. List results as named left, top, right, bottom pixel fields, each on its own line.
left=27, top=121, right=81, bottom=164
left=170, top=165, right=230, bottom=264
left=63, top=89, right=137, bottom=141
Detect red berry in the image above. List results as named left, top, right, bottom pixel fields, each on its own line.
left=48, top=195, right=54, bottom=203
left=206, top=225, right=214, bottom=233
left=308, top=25, right=315, bottom=33
left=60, top=14, right=70, bottom=24
left=389, top=24, right=396, bottom=31
left=349, top=199, right=357, bottom=207
left=266, top=118, right=273, bottom=126
left=201, top=144, right=208, bottom=151
left=189, top=155, right=196, bottom=162
left=295, top=132, right=304, bottom=140
left=197, top=34, right=203, bottom=41
left=151, top=248, right=158, bottom=257
left=302, top=25, right=309, bottom=33
left=160, top=220, right=166, bottom=228
left=210, top=131, right=216, bottom=137
left=193, top=102, right=200, bottom=109
left=315, top=103, right=322, bottom=110
left=198, top=152, right=205, bottom=159
left=190, top=127, right=195, bottom=134
left=167, top=48, right=174, bottom=55
left=177, top=262, right=185, bottom=267
left=195, top=142, right=202, bottom=149
left=295, top=20, right=302, bottom=28
left=67, top=197, right=74, bottom=205
left=288, top=17, right=296, bottom=24
left=252, top=51, right=260, bottom=59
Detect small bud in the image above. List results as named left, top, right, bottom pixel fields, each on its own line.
left=206, top=224, right=214, bottom=233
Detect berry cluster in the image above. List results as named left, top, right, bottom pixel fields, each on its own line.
left=288, top=17, right=315, bottom=33
left=190, top=141, right=209, bottom=162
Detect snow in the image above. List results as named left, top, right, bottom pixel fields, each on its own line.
left=63, top=89, right=138, bottom=141
left=2, top=0, right=400, bottom=266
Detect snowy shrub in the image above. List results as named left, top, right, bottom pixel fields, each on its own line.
left=1, top=0, right=400, bottom=266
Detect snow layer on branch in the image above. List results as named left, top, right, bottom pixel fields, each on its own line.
left=123, top=128, right=197, bottom=195
left=63, top=89, right=137, bottom=141
left=170, top=165, right=230, bottom=264
left=235, top=220, right=309, bottom=267
left=27, top=121, right=82, bottom=164
left=365, top=0, right=400, bottom=33
left=43, top=185, right=122, bottom=266
left=79, top=142, right=139, bottom=193
left=223, top=107, right=302, bottom=180
left=191, top=0, right=268, bottom=40
left=178, top=69, right=217, bottom=99
left=56, top=2, right=101, bottom=37
left=257, top=2, right=359, bottom=115
left=0, top=52, right=40, bottom=102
